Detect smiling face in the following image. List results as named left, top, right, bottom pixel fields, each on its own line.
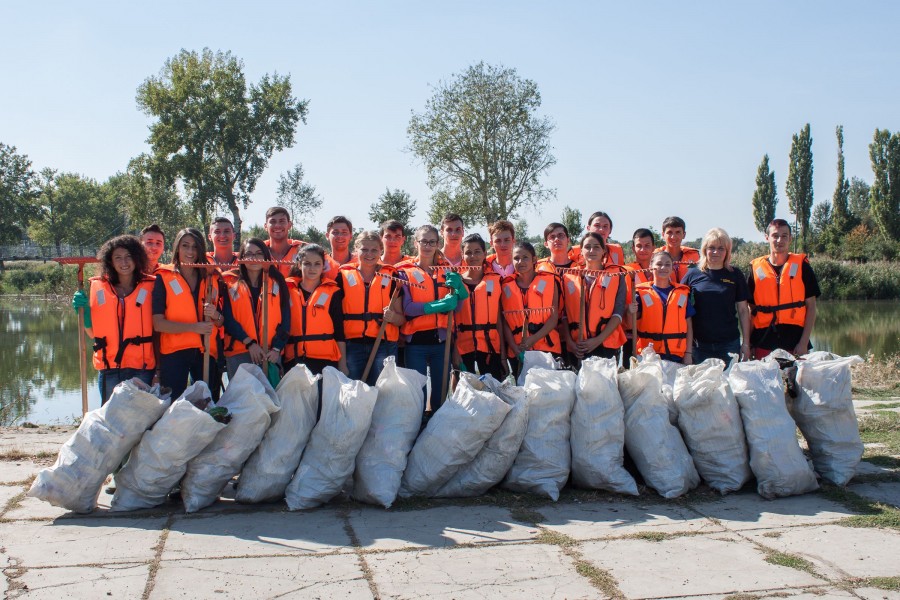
left=512, top=246, right=536, bottom=275
left=327, top=222, right=352, bottom=253
left=651, top=253, right=673, bottom=284
left=633, top=235, right=655, bottom=264
left=357, top=239, right=382, bottom=269
left=588, top=216, right=612, bottom=241
left=111, top=247, right=135, bottom=279
left=140, top=232, right=165, bottom=263
left=580, top=236, right=606, bottom=268
left=704, top=238, right=728, bottom=269
left=265, top=213, right=291, bottom=242
left=663, top=226, right=685, bottom=250
left=176, top=235, right=201, bottom=264
left=209, top=222, right=234, bottom=252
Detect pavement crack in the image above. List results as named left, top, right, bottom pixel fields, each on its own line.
left=339, top=506, right=380, bottom=599
left=141, top=512, right=174, bottom=600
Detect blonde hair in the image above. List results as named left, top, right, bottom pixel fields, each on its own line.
left=698, top=227, right=733, bottom=272
left=354, top=230, right=383, bottom=252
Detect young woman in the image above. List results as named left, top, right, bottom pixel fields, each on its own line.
left=501, top=241, right=561, bottom=377
left=337, top=230, right=405, bottom=386
left=72, top=235, right=156, bottom=404
left=681, top=228, right=752, bottom=365
left=283, top=244, right=346, bottom=376
left=152, top=228, right=225, bottom=401
left=221, top=238, right=290, bottom=378
left=452, top=234, right=506, bottom=380
left=399, top=225, right=465, bottom=414
left=629, top=251, right=695, bottom=364
left=561, top=233, right=627, bottom=361
left=622, top=228, right=656, bottom=366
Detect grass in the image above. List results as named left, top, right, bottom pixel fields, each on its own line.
left=764, top=550, right=819, bottom=575
left=851, top=576, right=900, bottom=591
left=573, top=558, right=625, bottom=599
left=862, top=456, right=900, bottom=469
left=852, top=353, right=900, bottom=397
left=624, top=531, right=672, bottom=542
left=819, top=484, right=900, bottom=530
left=858, top=411, right=900, bottom=456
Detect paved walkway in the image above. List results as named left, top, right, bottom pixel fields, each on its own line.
left=1, top=424, right=898, bottom=599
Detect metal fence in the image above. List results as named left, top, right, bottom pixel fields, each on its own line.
left=0, top=243, right=100, bottom=261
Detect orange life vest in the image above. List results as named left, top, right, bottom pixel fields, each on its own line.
left=224, top=278, right=284, bottom=357
left=398, top=262, right=449, bottom=336
left=655, top=245, right=700, bottom=284
left=339, top=265, right=400, bottom=342
left=323, top=252, right=354, bottom=280
left=156, top=267, right=222, bottom=357
left=285, top=278, right=341, bottom=362
left=569, top=243, right=624, bottom=267
left=562, top=267, right=627, bottom=350
left=89, top=276, right=156, bottom=371
left=500, top=272, right=561, bottom=355
left=265, top=239, right=305, bottom=277
left=205, top=251, right=240, bottom=285
left=635, top=282, right=690, bottom=359
left=484, top=254, right=515, bottom=277
left=455, top=273, right=503, bottom=356
left=749, top=254, right=808, bottom=329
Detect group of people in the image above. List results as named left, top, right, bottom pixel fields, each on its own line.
left=72, top=207, right=820, bottom=416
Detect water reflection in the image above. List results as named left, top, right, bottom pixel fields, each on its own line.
left=1, top=299, right=897, bottom=425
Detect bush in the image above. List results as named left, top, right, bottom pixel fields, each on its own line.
left=0, top=262, right=91, bottom=296
left=811, top=258, right=900, bottom=300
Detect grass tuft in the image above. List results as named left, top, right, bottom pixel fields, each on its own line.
left=574, top=559, right=625, bottom=599
left=819, top=484, right=900, bottom=530
left=536, top=529, right=578, bottom=548
left=764, top=550, right=819, bottom=575
left=858, top=411, right=900, bottom=457
left=625, top=531, right=671, bottom=542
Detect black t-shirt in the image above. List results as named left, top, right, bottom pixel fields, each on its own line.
left=682, top=267, right=749, bottom=343
left=747, top=258, right=821, bottom=350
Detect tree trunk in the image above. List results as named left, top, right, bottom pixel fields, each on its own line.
left=231, top=207, right=243, bottom=249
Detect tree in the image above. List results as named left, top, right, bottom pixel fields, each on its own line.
left=426, top=189, right=476, bottom=226
left=810, top=202, right=832, bottom=245
left=370, top=188, right=418, bottom=235
left=408, top=61, right=556, bottom=226
left=112, top=154, right=191, bottom=241
left=848, top=177, right=872, bottom=228
left=786, top=124, right=814, bottom=251
left=868, top=129, right=900, bottom=239
left=751, top=154, right=777, bottom=235
left=0, top=143, right=40, bottom=246
left=831, top=126, right=852, bottom=233
left=276, top=164, right=321, bottom=231
left=561, top=206, right=583, bottom=240
left=30, top=171, right=116, bottom=255
left=137, top=48, right=308, bottom=244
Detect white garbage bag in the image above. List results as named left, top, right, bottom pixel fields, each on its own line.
left=112, top=383, right=224, bottom=511
left=674, top=360, right=751, bottom=494
left=517, top=350, right=561, bottom=386
left=181, top=364, right=279, bottom=512
left=504, top=368, right=576, bottom=501
left=28, top=379, right=169, bottom=513
left=728, top=360, right=818, bottom=499
left=789, top=353, right=864, bottom=485
left=434, top=374, right=530, bottom=498
left=619, top=360, right=700, bottom=498
left=570, top=358, right=638, bottom=495
left=285, top=367, right=377, bottom=510
left=236, top=364, right=321, bottom=503
left=353, top=357, right=427, bottom=507
left=400, top=375, right=510, bottom=498
left=635, top=346, right=680, bottom=423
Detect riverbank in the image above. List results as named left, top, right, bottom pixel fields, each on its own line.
left=1, top=394, right=898, bottom=599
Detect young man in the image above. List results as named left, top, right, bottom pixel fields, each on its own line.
left=657, top=216, right=700, bottom=283
left=587, top=211, right=625, bottom=266
left=139, top=224, right=166, bottom=274
left=537, top=222, right=575, bottom=273
left=264, top=207, right=304, bottom=277
left=379, top=220, right=412, bottom=265
left=439, top=213, right=465, bottom=266
left=747, top=219, right=820, bottom=358
left=207, top=217, right=238, bottom=266
left=323, top=215, right=353, bottom=279
left=485, top=220, right=516, bottom=277
left=622, top=228, right=656, bottom=365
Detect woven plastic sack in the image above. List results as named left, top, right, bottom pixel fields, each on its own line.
left=236, top=364, right=320, bottom=503
left=353, top=357, right=427, bottom=507
left=434, top=373, right=530, bottom=498
left=570, top=358, right=638, bottom=495
left=400, top=375, right=510, bottom=498
left=285, top=367, right=378, bottom=510
left=112, top=383, right=224, bottom=511
left=673, top=360, right=751, bottom=494
left=635, top=346, right=680, bottom=423
left=181, top=364, right=279, bottom=512
left=728, top=359, right=818, bottom=499
left=504, top=368, right=576, bottom=501
left=28, top=379, right=169, bottom=513
left=619, top=360, right=700, bottom=498
left=517, top=350, right=561, bottom=386
left=789, top=353, right=864, bottom=485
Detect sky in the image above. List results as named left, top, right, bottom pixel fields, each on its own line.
left=2, top=1, right=899, bottom=244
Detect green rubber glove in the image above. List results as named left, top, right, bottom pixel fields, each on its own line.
left=267, top=362, right=282, bottom=388
left=458, top=362, right=468, bottom=372
left=444, top=271, right=469, bottom=300
left=424, top=293, right=458, bottom=315
left=72, top=290, right=92, bottom=328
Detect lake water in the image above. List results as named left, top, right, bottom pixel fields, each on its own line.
left=1, top=298, right=898, bottom=425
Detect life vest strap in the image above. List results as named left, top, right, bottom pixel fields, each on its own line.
left=752, top=300, right=806, bottom=314
left=344, top=312, right=384, bottom=321
left=287, top=334, right=334, bottom=343
left=113, top=335, right=154, bottom=366
left=458, top=323, right=494, bottom=332
left=637, top=330, right=687, bottom=341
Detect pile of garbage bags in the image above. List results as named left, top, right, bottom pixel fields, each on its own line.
left=27, top=347, right=865, bottom=514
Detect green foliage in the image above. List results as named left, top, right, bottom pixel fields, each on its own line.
left=810, top=258, right=900, bottom=300
left=370, top=188, right=417, bottom=235
left=561, top=206, right=583, bottom=241
left=848, top=177, right=873, bottom=228
left=0, top=142, right=40, bottom=245
left=137, top=48, right=309, bottom=243
left=831, top=125, right=852, bottom=231
left=276, top=163, right=321, bottom=229
left=107, top=158, right=192, bottom=243
left=751, top=154, right=777, bottom=235
left=787, top=124, right=814, bottom=252
left=427, top=189, right=477, bottom=226
left=409, top=61, right=556, bottom=226
left=0, top=262, right=84, bottom=296
left=868, top=128, right=900, bottom=240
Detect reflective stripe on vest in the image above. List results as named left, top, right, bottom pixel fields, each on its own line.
left=89, top=276, right=156, bottom=371
left=285, top=279, right=340, bottom=362
left=750, top=253, right=808, bottom=329
left=635, top=283, right=690, bottom=359
left=500, top=272, right=560, bottom=355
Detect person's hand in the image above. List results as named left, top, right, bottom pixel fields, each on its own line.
left=203, top=302, right=219, bottom=321
left=195, top=321, right=214, bottom=335
left=383, top=306, right=403, bottom=325
left=683, top=352, right=694, bottom=366
left=266, top=348, right=281, bottom=364
left=338, top=359, right=350, bottom=376
left=740, top=343, right=751, bottom=362
left=576, top=338, right=600, bottom=357
left=72, top=290, right=88, bottom=312
left=424, top=293, right=458, bottom=315
left=247, top=341, right=265, bottom=364
left=628, top=300, right=638, bottom=315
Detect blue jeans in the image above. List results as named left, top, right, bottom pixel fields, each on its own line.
left=98, top=368, right=154, bottom=406
left=693, top=338, right=741, bottom=367
left=346, top=340, right=398, bottom=387
left=405, top=342, right=448, bottom=413
left=159, top=349, right=221, bottom=403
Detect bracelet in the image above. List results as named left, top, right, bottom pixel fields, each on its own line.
left=684, top=351, right=692, bottom=355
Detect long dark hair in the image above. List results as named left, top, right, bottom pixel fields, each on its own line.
left=172, top=227, right=207, bottom=270
left=239, top=238, right=286, bottom=289
left=98, top=235, right=148, bottom=286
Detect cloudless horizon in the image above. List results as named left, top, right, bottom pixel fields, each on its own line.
left=3, top=1, right=898, bottom=244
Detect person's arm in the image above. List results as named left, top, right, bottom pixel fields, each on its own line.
left=329, top=288, right=345, bottom=343
left=683, top=317, right=694, bottom=365
left=737, top=300, right=751, bottom=361
left=383, top=286, right=406, bottom=326
left=795, top=296, right=816, bottom=356
left=522, top=286, right=559, bottom=351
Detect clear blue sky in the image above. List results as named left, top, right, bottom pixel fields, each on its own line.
left=3, top=1, right=898, bottom=243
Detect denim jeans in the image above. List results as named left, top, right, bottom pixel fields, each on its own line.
left=405, top=342, right=448, bottom=413
left=98, top=368, right=155, bottom=405
left=345, top=340, right=398, bottom=387
left=693, top=338, right=741, bottom=367
left=159, top=349, right=221, bottom=402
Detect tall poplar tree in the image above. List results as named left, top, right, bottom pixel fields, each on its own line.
left=751, top=154, right=777, bottom=235
left=868, top=129, right=900, bottom=239
left=786, top=124, right=814, bottom=251
left=831, top=125, right=851, bottom=232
